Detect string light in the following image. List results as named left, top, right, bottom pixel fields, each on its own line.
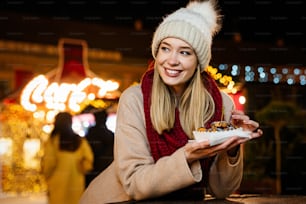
left=205, top=65, right=236, bottom=93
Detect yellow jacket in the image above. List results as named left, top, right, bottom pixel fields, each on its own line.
left=42, top=135, right=93, bottom=204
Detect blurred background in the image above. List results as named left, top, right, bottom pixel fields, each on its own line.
left=0, top=0, right=306, bottom=202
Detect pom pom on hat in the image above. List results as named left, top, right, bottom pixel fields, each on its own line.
left=151, top=0, right=222, bottom=72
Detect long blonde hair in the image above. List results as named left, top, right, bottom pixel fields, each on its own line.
left=150, top=64, right=215, bottom=138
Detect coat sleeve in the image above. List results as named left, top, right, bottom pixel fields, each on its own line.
left=207, top=150, right=243, bottom=198
left=114, top=85, right=202, bottom=200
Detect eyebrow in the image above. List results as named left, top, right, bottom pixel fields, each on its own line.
left=160, top=41, right=192, bottom=50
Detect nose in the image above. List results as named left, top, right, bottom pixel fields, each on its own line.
left=167, top=52, right=179, bottom=66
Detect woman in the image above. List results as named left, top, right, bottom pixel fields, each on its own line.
left=42, top=112, right=93, bottom=204
left=80, top=0, right=263, bottom=203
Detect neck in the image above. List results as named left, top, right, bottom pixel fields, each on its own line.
left=170, top=84, right=186, bottom=98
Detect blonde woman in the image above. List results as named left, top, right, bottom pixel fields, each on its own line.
left=80, top=1, right=263, bottom=203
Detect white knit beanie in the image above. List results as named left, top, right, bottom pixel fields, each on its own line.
left=151, top=0, right=222, bottom=72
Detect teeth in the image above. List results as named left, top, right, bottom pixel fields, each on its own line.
left=167, top=69, right=179, bottom=74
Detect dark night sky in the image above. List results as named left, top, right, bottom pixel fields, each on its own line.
left=0, top=0, right=305, bottom=64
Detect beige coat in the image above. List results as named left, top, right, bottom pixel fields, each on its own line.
left=80, top=85, right=243, bottom=204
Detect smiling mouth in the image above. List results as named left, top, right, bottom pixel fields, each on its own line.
left=165, top=68, right=181, bottom=76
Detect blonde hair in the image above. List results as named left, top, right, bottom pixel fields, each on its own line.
left=150, top=64, right=215, bottom=138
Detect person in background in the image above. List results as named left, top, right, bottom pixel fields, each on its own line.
left=80, top=0, right=263, bottom=203
left=42, top=112, right=93, bottom=204
left=85, top=109, right=114, bottom=187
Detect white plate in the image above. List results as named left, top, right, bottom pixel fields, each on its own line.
left=192, top=127, right=251, bottom=146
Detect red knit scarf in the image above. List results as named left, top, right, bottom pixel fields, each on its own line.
left=141, top=63, right=223, bottom=190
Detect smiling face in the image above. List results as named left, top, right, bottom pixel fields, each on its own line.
left=156, top=37, right=198, bottom=96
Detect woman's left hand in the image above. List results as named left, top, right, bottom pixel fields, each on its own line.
left=185, top=110, right=264, bottom=161
left=230, top=110, right=263, bottom=139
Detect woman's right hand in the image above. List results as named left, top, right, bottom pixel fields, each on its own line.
left=184, top=136, right=245, bottom=164
left=184, top=140, right=214, bottom=164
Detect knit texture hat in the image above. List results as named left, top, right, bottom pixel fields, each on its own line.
left=151, top=0, right=222, bottom=72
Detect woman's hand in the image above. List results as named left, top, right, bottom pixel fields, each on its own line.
left=230, top=110, right=263, bottom=139
left=184, top=136, right=245, bottom=164
left=184, top=110, right=263, bottom=164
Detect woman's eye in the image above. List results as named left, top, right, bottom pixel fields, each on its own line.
left=160, top=46, right=170, bottom=52
left=181, top=51, right=191, bottom=55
